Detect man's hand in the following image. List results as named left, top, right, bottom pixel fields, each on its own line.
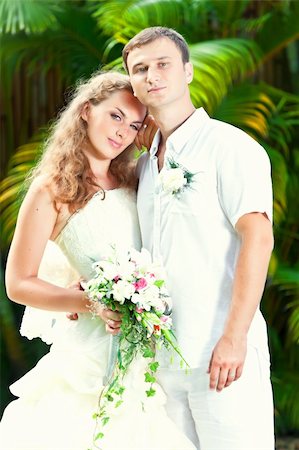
left=135, top=114, right=157, bottom=150
left=208, top=334, right=247, bottom=392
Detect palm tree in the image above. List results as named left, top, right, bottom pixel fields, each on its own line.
left=1, top=0, right=299, bottom=433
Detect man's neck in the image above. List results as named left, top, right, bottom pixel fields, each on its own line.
left=149, top=99, right=196, bottom=143
left=151, top=99, right=196, bottom=172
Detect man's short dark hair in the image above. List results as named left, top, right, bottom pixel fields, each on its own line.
left=122, top=27, right=190, bottom=72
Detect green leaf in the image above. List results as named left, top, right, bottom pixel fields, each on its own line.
left=146, top=387, right=156, bottom=397
left=143, top=347, right=155, bottom=358
left=149, top=361, right=159, bottom=372
left=102, top=417, right=110, bottom=426
left=94, top=432, right=104, bottom=441
left=144, top=372, right=156, bottom=383
left=115, top=385, right=125, bottom=396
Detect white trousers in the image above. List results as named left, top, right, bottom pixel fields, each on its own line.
left=157, top=345, right=275, bottom=450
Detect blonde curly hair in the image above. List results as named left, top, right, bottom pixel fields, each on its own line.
left=30, top=71, right=140, bottom=211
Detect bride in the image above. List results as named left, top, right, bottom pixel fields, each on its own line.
left=0, top=71, right=195, bottom=450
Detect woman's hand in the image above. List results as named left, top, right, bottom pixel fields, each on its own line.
left=66, top=280, right=122, bottom=334
left=94, top=304, right=123, bottom=335
left=135, top=114, right=157, bottom=150
left=66, top=280, right=82, bottom=320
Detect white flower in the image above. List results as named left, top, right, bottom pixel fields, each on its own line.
left=129, top=247, right=152, bottom=265
left=128, top=247, right=154, bottom=276
left=134, top=285, right=161, bottom=311
left=111, top=280, right=135, bottom=304
left=117, top=260, right=136, bottom=281
left=159, top=167, right=187, bottom=194
left=149, top=296, right=165, bottom=312
left=131, top=293, right=142, bottom=305
left=95, top=261, right=119, bottom=281
left=132, top=292, right=151, bottom=311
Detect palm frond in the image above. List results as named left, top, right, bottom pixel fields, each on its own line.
left=0, top=4, right=104, bottom=96
left=0, top=0, right=63, bottom=34
left=265, top=145, right=288, bottom=227
left=0, top=139, right=43, bottom=247
left=268, top=325, right=299, bottom=434
left=209, top=0, right=250, bottom=30
left=272, top=266, right=299, bottom=291
left=287, top=300, right=299, bottom=344
left=264, top=86, right=299, bottom=156
left=214, top=83, right=299, bottom=225
left=190, top=39, right=261, bottom=112
left=213, top=84, right=276, bottom=140
left=272, top=369, right=299, bottom=433
left=232, top=13, right=272, bottom=35
left=90, top=0, right=186, bottom=44
left=285, top=160, right=299, bottom=226
left=256, top=0, right=299, bottom=61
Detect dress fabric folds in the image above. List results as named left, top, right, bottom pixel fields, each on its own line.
left=0, top=189, right=195, bottom=450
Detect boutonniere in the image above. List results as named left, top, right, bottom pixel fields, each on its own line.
left=158, top=158, right=195, bottom=197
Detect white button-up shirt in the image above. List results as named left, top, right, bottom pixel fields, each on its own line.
left=137, top=108, right=273, bottom=369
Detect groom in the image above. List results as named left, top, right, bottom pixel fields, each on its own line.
left=121, top=27, right=275, bottom=450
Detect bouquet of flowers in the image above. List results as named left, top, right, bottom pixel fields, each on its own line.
left=84, top=246, right=188, bottom=446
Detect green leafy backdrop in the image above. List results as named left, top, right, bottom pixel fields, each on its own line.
left=0, top=0, right=299, bottom=436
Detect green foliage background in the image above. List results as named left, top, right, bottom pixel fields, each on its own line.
left=0, top=0, right=299, bottom=437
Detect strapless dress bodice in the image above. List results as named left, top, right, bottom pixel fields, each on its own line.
left=55, top=188, right=141, bottom=280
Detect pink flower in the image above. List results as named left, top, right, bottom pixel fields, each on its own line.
left=136, top=306, right=144, bottom=314
left=160, top=315, right=169, bottom=323
left=134, top=278, right=147, bottom=291
left=113, top=275, right=120, bottom=282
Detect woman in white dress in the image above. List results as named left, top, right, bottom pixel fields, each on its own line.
left=0, top=72, right=195, bottom=450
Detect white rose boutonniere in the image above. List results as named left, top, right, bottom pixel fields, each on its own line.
left=159, top=158, right=195, bottom=197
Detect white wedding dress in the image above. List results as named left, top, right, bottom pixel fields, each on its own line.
left=0, top=188, right=195, bottom=450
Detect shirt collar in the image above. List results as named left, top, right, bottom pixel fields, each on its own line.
left=148, top=108, right=210, bottom=158
left=149, top=130, right=161, bottom=158
left=167, top=108, right=210, bottom=154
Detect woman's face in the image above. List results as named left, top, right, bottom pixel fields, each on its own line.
left=82, top=89, right=146, bottom=162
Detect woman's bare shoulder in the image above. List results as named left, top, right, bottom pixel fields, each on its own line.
left=27, top=175, right=54, bottom=197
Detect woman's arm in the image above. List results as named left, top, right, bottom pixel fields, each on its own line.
left=5, top=178, right=89, bottom=313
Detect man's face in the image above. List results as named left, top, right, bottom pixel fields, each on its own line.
left=126, top=38, right=193, bottom=110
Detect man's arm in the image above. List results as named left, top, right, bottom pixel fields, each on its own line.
left=208, top=212, right=274, bottom=392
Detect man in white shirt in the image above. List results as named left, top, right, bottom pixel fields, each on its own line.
left=123, top=27, right=275, bottom=450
